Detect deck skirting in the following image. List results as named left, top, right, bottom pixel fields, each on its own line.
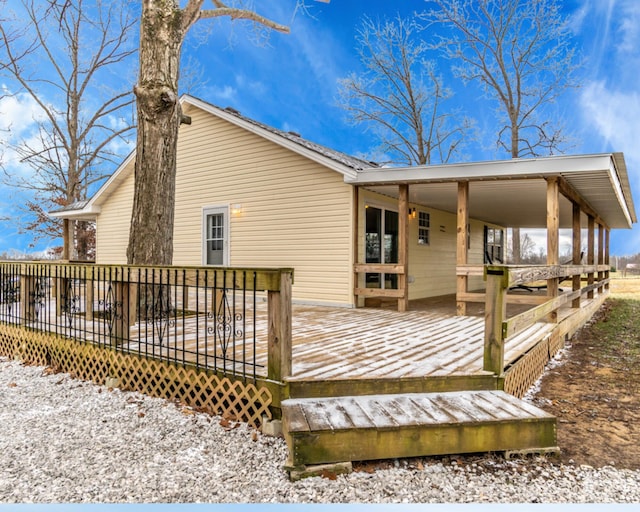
left=503, top=293, right=607, bottom=398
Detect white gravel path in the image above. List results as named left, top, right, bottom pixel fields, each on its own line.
left=1, top=357, right=639, bottom=504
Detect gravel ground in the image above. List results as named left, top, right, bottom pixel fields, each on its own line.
left=1, top=357, right=639, bottom=504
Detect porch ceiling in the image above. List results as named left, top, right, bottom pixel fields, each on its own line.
left=350, top=153, right=636, bottom=229
left=365, top=179, right=578, bottom=228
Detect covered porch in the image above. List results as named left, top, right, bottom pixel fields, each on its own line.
left=348, top=153, right=635, bottom=315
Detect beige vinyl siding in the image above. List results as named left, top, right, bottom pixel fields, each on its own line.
left=95, top=169, right=134, bottom=264
left=171, top=105, right=353, bottom=306
left=357, top=189, right=505, bottom=300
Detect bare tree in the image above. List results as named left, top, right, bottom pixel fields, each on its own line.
left=423, top=0, right=579, bottom=261
left=0, top=0, right=137, bottom=259
left=338, top=15, right=468, bottom=166
left=424, top=0, right=578, bottom=158
left=127, top=0, right=293, bottom=266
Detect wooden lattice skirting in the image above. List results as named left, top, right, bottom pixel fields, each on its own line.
left=503, top=333, right=560, bottom=399
left=0, top=324, right=272, bottom=428
left=504, top=295, right=608, bottom=399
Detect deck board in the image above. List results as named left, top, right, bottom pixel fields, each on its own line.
left=284, top=390, right=554, bottom=433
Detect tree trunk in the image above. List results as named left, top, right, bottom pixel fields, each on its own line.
left=62, top=218, right=70, bottom=260
left=127, top=1, right=185, bottom=266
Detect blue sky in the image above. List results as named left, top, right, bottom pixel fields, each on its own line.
left=1, top=0, right=639, bottom=257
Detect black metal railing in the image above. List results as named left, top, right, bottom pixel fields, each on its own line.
left=0, top=262, right=293, bottom=382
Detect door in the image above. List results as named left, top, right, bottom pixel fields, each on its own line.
left=203, top=207, right=228, bottom=265
left=365, top=205, right=398, bottom=289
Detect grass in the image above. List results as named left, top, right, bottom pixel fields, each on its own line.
left=590, top=276, right=640, bottom=390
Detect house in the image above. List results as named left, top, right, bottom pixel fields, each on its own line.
left=37, top=96, right=640, bottom=470
left=52, top=95, right=636, bottom=312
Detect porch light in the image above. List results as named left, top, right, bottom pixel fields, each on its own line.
left=410, top=208, right=416, bottom=219
left=231, top=204, right=243, bottom=215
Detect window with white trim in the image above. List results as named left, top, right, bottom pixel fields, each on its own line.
left=484, top=226, right=504, bottom=264
left=418, top=211, right=430, bottom=245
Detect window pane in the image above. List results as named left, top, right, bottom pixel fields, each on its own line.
left=205, top=213, right=225, bottom=265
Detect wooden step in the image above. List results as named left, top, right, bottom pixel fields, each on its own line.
left=282, top=390, right=557, bottom=469
left=286, top=373, right=500, bottom=399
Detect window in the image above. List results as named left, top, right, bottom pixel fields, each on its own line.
left=418, top=211, right=430, bottom=245
left=484, top=226, right=504, bottom=264
left=203, top=207, right=228, bottom=265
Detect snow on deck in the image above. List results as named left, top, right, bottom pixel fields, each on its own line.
left=283, top=390, right=555, bottom=433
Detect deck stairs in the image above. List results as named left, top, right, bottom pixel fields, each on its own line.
left=281, top=389, right=557, bottom=474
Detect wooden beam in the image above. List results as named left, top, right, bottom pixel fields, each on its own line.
left=587, top=215, right=595, bottom=299
left=458, top=292, right=548, bottom=305
left=546, top=178, right=560, bottom=321
left=503, top=292, right=577, bottom=339
left=354, top=264, right=405, bottom=274
left=605, top=228, right=611, bottom=291
left=398, top=184, right=409, bottom=312
left=456, top=265, right=485, bottom=277
left=355, top=287, right=405, bottom=298
left=598, top=223, right=605, bottom=294
left=572, top=202, right=581, bottom=308
left=558, top=176, right=608, bottom=229
left=457, top=181, right=469, bottom=316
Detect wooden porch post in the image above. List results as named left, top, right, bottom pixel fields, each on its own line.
left=398, top=184, right=409, bottom=312
left=572, top=202, right=582, bottom=308
left=598, top=223, right=605, bottom=295
left=352, top=186, right=362, bottom=308
left=587, top=215, right=595, bottom=299
left=268, top=270, right=293, bottom=381
left=546, top=178, right=560, bottom=322
left=605, top=228, right=611, bottom=291
left=456, top=181, right=469, bottom=316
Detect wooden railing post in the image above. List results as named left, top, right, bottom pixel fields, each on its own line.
left=587, top=215, right=595, bottom=299
left=268, top=270, right=292, bottom=382
left=19, top=269, right=37, bottom=323
left=112, top=280, right=130, bottom=345
left=484, top=266, right=508, bottom=376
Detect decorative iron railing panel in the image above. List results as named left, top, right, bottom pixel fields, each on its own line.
left=0, top=262, right=292, bottom=383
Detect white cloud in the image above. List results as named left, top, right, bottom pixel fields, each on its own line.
left=0, top=87, right=46, bottom=134
left=580, top=81, right=640, bottom=164
left=210, top=84, right=237, bottom=102
left=618, top=0, right=640, bottom=54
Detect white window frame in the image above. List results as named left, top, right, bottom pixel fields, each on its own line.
left=202, top=205, right=229, bottom=266
left=418, top=211, right=430, bottom=246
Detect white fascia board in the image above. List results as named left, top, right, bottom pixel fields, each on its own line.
left=48, top=205, right=101, bottom=220
left=345, top=154, right=614, bottom=185
left=89, top=150, right=136, bottom=208
left=49, top=150, right=135, bottom=220
left=182, top=96, right=359, bottom=180
left=607, top=158, right=634, bottom=228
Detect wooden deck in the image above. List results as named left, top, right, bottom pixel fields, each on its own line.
left=3, top=289, right=605, bottom=473
left=68, top=297, right=559, bottom=387
left=4, top=291, right=582, bottom=385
